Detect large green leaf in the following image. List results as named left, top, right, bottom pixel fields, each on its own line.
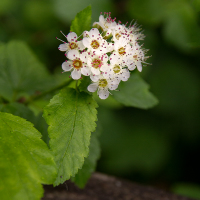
left=0, top=41, right=53, bottom=102
left=112, top=73, right=158, bottom=109
left=71, top=127, right=101, bottom=188
left=0, top=112, right=57, bottom=200
left=43, top=87, right=98, bottom=185
left=70, top=5, right=92, bottom=36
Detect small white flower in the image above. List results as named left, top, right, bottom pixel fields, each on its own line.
left=82, top=28, right=110, bottom=55
left=105, top=54, right=130, bottom=82
left=62, top=50, right=91, bottom=80
left=87, top=53, right=109, bottom=75
left=93, top=13, right=117, bottom=33
left=111, top=24, right=128, bottom=42
left=58, top=32, right=85, bottom=54
left=113, top=37, right=133, bottom=60
left=87, top=74, right=119, bottom=99
left=126, top=43, right=145, bottom=72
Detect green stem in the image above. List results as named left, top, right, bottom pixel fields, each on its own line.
left=25, top=79, right=73, bottom=105
left=75, top=80, right=79, bottom=92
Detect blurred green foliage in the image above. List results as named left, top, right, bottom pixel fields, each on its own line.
left=0, top=0, right=200, bottom=198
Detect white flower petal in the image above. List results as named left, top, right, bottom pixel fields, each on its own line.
left=91, top=67, right=100, bottom=75
left=67, top=32, right=77, bottom=42
left=98, top=89, right=109, bottom=99
left=108, top=79, right=119, bottom=90
left=99, top=15, right=105, bottom=25
left=58, top=44, right=68, bottom=51
left=77, top=41, right=85, bottom=50
left=87, top=83, right=98, bottom=92
left=121, top=70, right=130, bottom=81
left=89, top=28, right=100, bottom=38
left=90, top=74, right=99, bottom=82
left=67, top=50, right=79, bottom=60
left=81, top=66, right=91, bottom=76
left=137, top=62, right=142, bottom=72
left=71, top=69, right=81, bottom=80
left=100, top=63, right=110, bottom=72
left=127, top=61, right=136, bottom=71
left=62, top=61, right=73, bottom=71
left=82, top=38, right=90, bottom=48
left=80, top=52, right=88, bottom=62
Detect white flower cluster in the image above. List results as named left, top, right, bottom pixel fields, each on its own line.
left=58, top=12, right=149, bottom=99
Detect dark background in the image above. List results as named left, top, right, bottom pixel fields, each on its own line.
left=1, top=0, right=200, bottom=198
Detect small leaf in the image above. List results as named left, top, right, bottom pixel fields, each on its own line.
left=0, top=112, right=57, bottom=200
left=43, top=87, right=98, bottom=186
left=71, top=127, right=101, bottom=188
left=112, top=73, right=158, bottom=109
left=0, top=41, right=53, bottom=102
left=70, top=5, right=92, bottom=36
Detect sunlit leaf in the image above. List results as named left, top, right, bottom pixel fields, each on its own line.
left=43, top=87, right=98, bottom=186
left=0, top=112, right=57, bottom=200
left=70, top=5, right=92, bottom=36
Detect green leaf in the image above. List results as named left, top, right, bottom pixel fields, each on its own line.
left=43, top=87, right=98, bottom=186
left=71, top=127, right=101, bottom=188
left=0, top=102, right=50, bottom=145
left=0, top=41, right=53, bottom=102
left=0, top=102, right=36, bottom=124
left=70, top=5, right=92, bottom=36
left=112, top=73, right=158, bottom=109
left=0, top=112, right=57, bottom=200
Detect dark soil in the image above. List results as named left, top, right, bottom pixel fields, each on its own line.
left=43, top=172, right=196, bottom=200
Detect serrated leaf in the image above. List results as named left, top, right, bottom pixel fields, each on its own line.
left=70, top=5, right=92, bottom=36
left=0, top=112, right=57, bottom=200
left=43, top=87, right=98, bottom=186
left=112, top=73, right=158, bottom=109
left=71, top=127, right=101, bottom=188
left=0, top=41, right=53, bottom=102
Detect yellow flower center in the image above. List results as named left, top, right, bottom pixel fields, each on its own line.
left=118, top=47, right=126, bottom=55
left=99, top=79, right=108, bottom=87
left=69, top=42, right=78, bottom=50
left=133, top=55, right=137, bottom=60
left=91, top=40, right=100, bottom=49
left=72, top=59, right=82, bottom=69
left=92, top=58, right=102, bottom=69
left=113, top=65, right=121, bottom=73
left=115, top=33, right=121, bottom=40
